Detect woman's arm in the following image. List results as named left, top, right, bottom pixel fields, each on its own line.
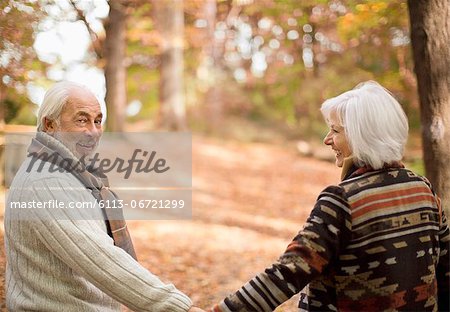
left=211, top=185, right=352, bottom=312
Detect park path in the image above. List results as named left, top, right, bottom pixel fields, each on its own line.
left=0, top=135, right=340, bottom=311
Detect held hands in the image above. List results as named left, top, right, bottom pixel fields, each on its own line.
left=188, top=307, right=206, bottom=312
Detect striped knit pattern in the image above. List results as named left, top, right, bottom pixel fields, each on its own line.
left=212, top=168, right=450, bottom=311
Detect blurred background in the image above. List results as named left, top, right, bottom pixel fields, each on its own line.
left=1, top=0, right=420, bottom=144
left=0, top=0, right=439, bottom=310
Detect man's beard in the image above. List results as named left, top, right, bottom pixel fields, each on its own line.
left=53, top=132, right=99, bottom=160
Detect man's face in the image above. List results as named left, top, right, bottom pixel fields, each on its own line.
left=46, top=87, right=103, bottom=159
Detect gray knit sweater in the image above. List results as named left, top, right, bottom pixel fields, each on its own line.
left=5, top=152, right=192, bottom=311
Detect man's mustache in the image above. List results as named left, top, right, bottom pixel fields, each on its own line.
left=77, top=139, right=98, bottom=145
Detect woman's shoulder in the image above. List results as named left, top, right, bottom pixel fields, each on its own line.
left=337, top=167, right=424, bottom=195
left=317, top=184, right=348, bottom=202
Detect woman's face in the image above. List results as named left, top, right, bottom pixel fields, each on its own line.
left=323, top=112, right=352, bottom=167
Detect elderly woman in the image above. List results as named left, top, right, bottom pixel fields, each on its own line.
left=211, top=81, right=450, bottom=311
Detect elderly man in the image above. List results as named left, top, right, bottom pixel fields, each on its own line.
left=4, top=81, right=203, bottom=312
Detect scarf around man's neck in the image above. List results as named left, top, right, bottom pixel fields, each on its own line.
left=27, top=132, right=137, bottom=260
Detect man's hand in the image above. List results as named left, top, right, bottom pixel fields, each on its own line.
left=188, top=307, right=206, bottom=312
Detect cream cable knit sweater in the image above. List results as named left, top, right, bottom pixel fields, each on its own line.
left=5, top=155, right=192, bottom=311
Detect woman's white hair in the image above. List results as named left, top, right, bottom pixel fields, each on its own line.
left=321, top=81, right=409, bottom=169
left=36, top=81, right=88, bottom=132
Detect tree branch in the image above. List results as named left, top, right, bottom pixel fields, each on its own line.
left=68, top=0, right=103, bottom=59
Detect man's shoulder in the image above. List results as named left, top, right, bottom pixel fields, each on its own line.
left=11, top=156, right=83, bottom=187
left=7, top=158, right=101, bottom=222
left=8, top=156, right=89, bottom=203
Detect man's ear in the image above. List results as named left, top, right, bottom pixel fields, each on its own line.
left=43, top=117, right=57, bottom=133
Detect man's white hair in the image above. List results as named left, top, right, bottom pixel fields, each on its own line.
left=321, top=80, right=409, bottom=169
left=37, top=81, right=90, bottom=132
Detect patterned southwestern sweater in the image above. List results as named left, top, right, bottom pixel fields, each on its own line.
left=212, top=166, right=450, bottom=311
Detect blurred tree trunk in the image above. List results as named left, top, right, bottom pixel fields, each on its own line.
left=104, top=0, right=127, bottom=132
left=155, top=0, right=186, bottom=130
left=408, top=0, right=450, bottom=215
left=0, top=87, right=5, bottom=129
left=204, top=0, right=223, bottom=127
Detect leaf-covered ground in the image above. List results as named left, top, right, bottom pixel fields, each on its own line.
left=0, top=135, right=340, bottom=311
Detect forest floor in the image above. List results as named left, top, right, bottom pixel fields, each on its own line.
left=0, top=134, right=340, bottom=311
